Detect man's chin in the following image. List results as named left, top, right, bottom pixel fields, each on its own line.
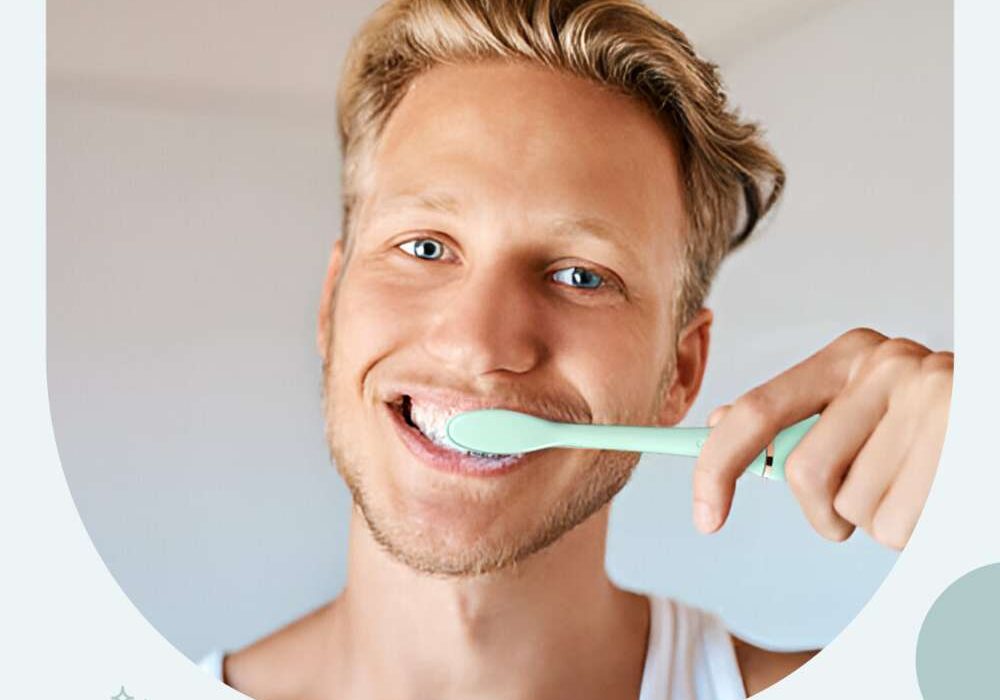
left=330, top=428, right=641, bottom=577
left=359, top=492, right=540, bottom=577
left=369, top=525, right=526, bottom=578
left=349, top=470, right=635, bottom=578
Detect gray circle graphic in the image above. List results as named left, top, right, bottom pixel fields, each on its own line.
left=916, top=562, right=1000, bottom=699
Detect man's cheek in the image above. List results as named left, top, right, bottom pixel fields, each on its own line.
left=595, top=329, right=665, bottom=419
left=333, top=284, right=412, bottom=359
left=561, top=345, right=655, bottom=422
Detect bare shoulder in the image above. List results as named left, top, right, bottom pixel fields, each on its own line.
left=729, top=633, right=820, bottom=696
left=223, top=600, right=337, bottom=700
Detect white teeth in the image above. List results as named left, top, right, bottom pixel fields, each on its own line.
left=407, top=399, right=519, bottom=460
left=409, top=401, right=458, bottom=451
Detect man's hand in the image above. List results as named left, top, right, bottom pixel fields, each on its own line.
left=691, top=328, right=953, bottom=550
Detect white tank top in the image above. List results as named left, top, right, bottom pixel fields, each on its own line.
left=197, top=595, right=746, bottom=699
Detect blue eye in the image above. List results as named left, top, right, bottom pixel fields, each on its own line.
left=552, top=266, right=604, bottom=289
left=399, top=238, right=446, bottom=260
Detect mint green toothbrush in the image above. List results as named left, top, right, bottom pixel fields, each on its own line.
left=446, top=410, right=820, bottom=481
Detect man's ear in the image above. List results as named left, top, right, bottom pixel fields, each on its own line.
left=658, top=307, right=713, bottom=425
left=316, top=238, right=346, bottom=361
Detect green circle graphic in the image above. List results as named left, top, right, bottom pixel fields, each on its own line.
left=916, top=562, right=1000, bottom=699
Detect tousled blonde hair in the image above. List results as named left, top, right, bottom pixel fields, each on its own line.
left=336, top=0, right=784, bottom=330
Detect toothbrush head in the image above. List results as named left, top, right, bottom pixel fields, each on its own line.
left=446, top=409, right=558, bottom=455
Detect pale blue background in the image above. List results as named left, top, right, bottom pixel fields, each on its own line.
left=46, top=0, right=951, bottom=661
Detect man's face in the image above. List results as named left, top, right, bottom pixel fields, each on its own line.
left=322, top=61, right=690, bottom=576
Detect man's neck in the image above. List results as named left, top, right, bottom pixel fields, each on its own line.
left=319, top=505, right=650, bottom=700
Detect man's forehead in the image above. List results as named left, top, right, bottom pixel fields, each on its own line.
left=373, top=61, right=682, bottom=185
left=357, top=61, right=687, bottom=264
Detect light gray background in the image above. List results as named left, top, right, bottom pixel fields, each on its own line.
left=47, top=0, right=951, bottom=661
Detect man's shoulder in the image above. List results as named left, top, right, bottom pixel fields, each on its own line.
left=729, top=633, right=820, bottom=696
left=224, top=600, right=336, bottom=699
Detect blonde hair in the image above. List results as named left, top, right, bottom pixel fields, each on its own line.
left=336, top=0, right=784, bottom=330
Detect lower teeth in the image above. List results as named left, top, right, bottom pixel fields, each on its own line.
left=418, top=426, right=508, bottom=459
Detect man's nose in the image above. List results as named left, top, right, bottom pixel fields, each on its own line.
left=420, top=268, right=547, bottom=377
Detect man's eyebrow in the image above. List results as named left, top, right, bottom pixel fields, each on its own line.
left=547, top=215, right=632, bottom=247
left=370, top=190, right=463, bottom=217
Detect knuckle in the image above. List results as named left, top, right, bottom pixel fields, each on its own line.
left=922, top=349, right=954, bottom=369
left=839, top=329, right=887, bottom=382
left=707, top=404, right=732, bottom=426
left=732, top=391, right=775, bottom=433
left=920, top=352, right=955, bottom=388
left=784, top=453, right=810, bottom=490
left=879, top=337, right=926, bottom=360
left=867, top=338, right=924, bottom=377
left=784, top=452, right=834, bottom=493
left=890, top=337, right=930, bottom=356
left=839, top=327, right=887, bottom=350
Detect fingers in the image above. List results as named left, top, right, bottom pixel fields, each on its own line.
left=868, top=451, right=930, bottom=551
left=869, top=428, right=940, bottom=550
left=692, top=391, right=806, bottom=533
left=690, top=333, right=875, bottom=534
left=691, top=329, right=949, bottom=550
left=782, top=342, right=913, bottom=542
left=829, top=408, right=910, bottom=534
left=867, top=362, right=951, bottom=549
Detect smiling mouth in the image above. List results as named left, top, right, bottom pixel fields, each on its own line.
left=389, top=394, right=521, bottom=462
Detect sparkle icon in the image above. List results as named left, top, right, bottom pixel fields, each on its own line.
left=111, top=686, right=134, bottom=700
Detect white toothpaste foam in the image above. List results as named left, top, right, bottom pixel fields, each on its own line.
left=408, top=400, right=521, bottom=461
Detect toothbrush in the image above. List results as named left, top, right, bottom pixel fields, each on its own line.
left=446, top=410, right=820, bottom=481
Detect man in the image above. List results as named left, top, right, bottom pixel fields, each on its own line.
left=202, top=1, right=952, bottom=697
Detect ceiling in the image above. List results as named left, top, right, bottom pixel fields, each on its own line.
left=49, top=0, right=848, bottom=100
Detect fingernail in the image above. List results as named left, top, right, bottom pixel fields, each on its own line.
left=693, top=501, right=718, bottom=533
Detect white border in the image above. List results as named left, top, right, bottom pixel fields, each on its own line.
left=1, top=1, right=997, bottom=697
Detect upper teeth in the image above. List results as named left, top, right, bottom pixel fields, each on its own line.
left=409, top=401, right=460, bottom=450
left=408, top=399, right=519, bottom=459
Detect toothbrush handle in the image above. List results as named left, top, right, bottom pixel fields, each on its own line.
left=559, top=423, right=711, bottom=457
left=560, top=414, right=821, bottom=481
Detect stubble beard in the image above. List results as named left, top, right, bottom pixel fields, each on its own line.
left=321, top=344, right=673, bottom=579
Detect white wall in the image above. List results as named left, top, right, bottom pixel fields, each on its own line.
left=609, top=0, right=951, bottom=649
left=48, top=0, right=951, bottom=658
